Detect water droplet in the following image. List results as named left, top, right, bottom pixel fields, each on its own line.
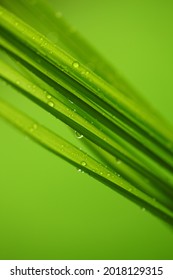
left=141, top=207, right=146, bottom=211
left=48, top=101, right=54, bottom=107
left=29, top=123, right=38, bottom=132
left=72, top=61, right=79, bottom=68
left=46, top=94, right=51, bottom=99
left=41, top=40, right=48, bottom=48
left=81, top=161, right=87, bottom=167
left=75, top=131, right=83, bottom=139
left=16, top=80, right=20, bottom=85
left=77, top=168, right=84, bottom=174
left=117, top=174, right=120, bottom=177
left=60, top=144, right=64, bottom=151
left=107, top=173, right=111, bottom=177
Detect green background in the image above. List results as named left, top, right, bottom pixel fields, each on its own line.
left=0, top=0, right=173, bottom=259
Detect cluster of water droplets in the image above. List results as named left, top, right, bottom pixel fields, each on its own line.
left=72, top=61, right=92, bottom=81
left=29, top=122, right=38, bottom=133
left=33, top=35, right=54, bottom=55
left=77, top=168, right=84, bottom=173
left=77, top=160, right=87, bottom=174
left=45, top=91, right=55, bottom=108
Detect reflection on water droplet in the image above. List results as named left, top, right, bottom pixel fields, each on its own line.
left=77, top=168, right=84, bottom=173
left=48, top=101, right=54, bottom=107
left=46, top=94, right=51, bottom=99
left=75, top=131, right=83, bottom=139
left=81, top=161, right=87, bottom=167
left=142, top=207, right=146, bottom=211
left=72, top=61, right=79, bottom=68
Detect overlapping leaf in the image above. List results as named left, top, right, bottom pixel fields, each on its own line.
left=0, top=1, right=173, bottom=224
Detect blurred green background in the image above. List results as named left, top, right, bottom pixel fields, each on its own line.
left=0, top=0, right=173, bottom=259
